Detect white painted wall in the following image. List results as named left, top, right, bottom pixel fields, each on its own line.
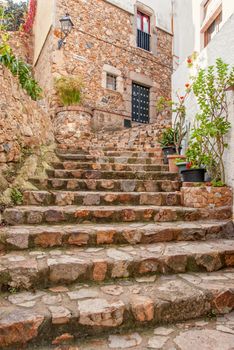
left=173, top=0, right=234, bottom=65
left=33, top=0, right=55, bottom=64
left=105, top=0, right=173, bottom=33
left=138, top=0, right=173, bottom=33
left=172, top=7, right=234, bottom=208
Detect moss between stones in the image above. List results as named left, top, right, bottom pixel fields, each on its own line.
left=0, top=271, right=11, bottom=291
left=0, top=144, right=59, bottom=208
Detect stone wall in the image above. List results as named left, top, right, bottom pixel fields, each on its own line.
left=181, top=184, right=233, bottom=209
left=34, top=0, right=173, bottom=131
left=6, top=31, right=33, bottom=64
left=54, top=106, right=92, bottom=145
left=0, top=66, right=54, bottom=165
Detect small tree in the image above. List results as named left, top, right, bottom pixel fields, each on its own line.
left=188, top=58, right=234, bottom=182
left=157, top=90, right=189, bottom=154
left=172, top=91, right=190, bottom=154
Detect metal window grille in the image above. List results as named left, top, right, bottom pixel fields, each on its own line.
left=106, top=74, right=117, bottom=91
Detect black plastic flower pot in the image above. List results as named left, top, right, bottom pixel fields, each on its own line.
left=162, top=146, right=177, bottom=164
left=181, top=168, right=206, bottom=183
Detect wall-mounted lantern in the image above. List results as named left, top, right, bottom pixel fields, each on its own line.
left=58, top=13, right=74, bottom=49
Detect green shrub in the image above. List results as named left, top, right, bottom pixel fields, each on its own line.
left=54, top=76, right=83, bottom=106
left=159, top=128, right=178, bottom=148
left=0, top=34, right=42, bottom=100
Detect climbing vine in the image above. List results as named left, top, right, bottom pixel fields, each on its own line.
left=23, top=0, right=37, bottom=33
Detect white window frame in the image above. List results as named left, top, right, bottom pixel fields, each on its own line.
left=102, top=64, right=123, bottom=93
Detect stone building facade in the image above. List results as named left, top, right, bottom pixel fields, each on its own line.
left=33, top=0, right=173, bottom=132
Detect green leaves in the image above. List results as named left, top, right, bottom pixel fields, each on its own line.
left=0, top=35, right=42, bottom=100
left=188, top=58, right=233, bottom=182
left=157, top=93, right=189, bottom=153
left=159, top=128, right=176, bottom=147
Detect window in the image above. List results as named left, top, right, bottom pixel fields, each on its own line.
left=106, top=73, right=117, bottom=91
left=204, top=11, right=222, bottom=47
left=137, top=11, right=150, bottom=34
left=137, top=11, right=150, bottom=51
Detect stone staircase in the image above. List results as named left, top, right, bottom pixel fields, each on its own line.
left=0, top=134, right=234, bottom=349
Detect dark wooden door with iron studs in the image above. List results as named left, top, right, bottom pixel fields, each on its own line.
left=132, top=83, right=150, bottom=124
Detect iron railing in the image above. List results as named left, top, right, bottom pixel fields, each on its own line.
left=137, top=29, right=150, bottom=51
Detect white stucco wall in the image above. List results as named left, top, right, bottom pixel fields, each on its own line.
left=33, top=0, right=55, bottom=64
left=172, top=13, right=234, bottom=209
left=105, top=0, right=173, bottom=33
left=138, top=0, right=172, bottom=33
left=173, top=0, right=234, bottom=65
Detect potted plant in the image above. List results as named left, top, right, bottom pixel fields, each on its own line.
left=166, top=91, right=189, bottom=172
left=180, top=139, right=206, bottom=182
left=159, top=127, right=178, bottom=164
left=54, top=76, right=92, bottom=145
left=175, top=157, right=188, bottom=174
left=156, top=98, right=176, bottom=164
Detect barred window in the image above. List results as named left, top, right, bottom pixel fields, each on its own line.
left=106, top=73, right=117, bottom=91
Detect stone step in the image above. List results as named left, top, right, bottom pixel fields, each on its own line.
left=51, top=161, right=168, bottom=172
left=56, top=145, right=161, bottom=153
left=30, top=313, right=234, bottom=350
left=31, top=178, right=181, bottom=192
left=3, top=205, right=232, bottom=225
left=57, top=154, right=163, bottom=164
left=101, top=151, right=162, bottom=157
left=46, top=169, right=179, bottom=180
left=0, top=220, right=233, bottom=251
left=0, top=239, right=233, bottom=291
left=0, top=269, right=233, bottom=348
left=57, top=149, right=162, bottom=158
left=23, top=191, right=182, bottom=207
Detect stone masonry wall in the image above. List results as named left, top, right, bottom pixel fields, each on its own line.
left=0, top=66, right=54, bottom=165
left=34, top=0, right=173, bottom=131
left=181, top=184, right=233, bottom=209
left=7, top=31, right=33, bottom=64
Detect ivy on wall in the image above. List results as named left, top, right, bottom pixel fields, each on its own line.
left=23, top=0, right=36, bottom=33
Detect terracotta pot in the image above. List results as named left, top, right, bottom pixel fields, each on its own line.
left=167, top=154, right=186, bottom=173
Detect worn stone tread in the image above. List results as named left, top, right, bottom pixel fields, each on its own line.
left=57, top=150, right=162, bottom=157
left=57, top=146, right=162, bottom=153
left=30, top=178, right=182, bottom=192
left=0, top=270, right=233, bottom=349
left=57, top=154, right=163, bottom=164
left=46, top=170, right=178, bottom=180
left=0, top=239, right=233, bottom=290
left=3, top=205, right=232, bottom=225
left=51, top=161, right=169, bottom=171
left=0, top=220, right=233, bottom=251
left=29, top=312, right=234, bottom=350
left=23, top=191, right=182, bottom=207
